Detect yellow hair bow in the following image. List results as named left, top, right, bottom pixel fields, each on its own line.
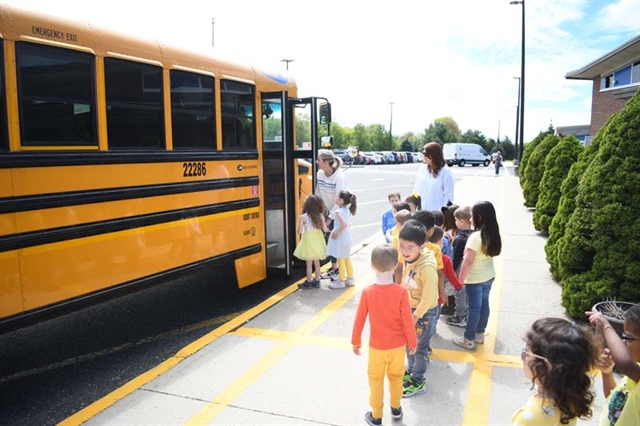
left=412, top=193, right=420, bottom=198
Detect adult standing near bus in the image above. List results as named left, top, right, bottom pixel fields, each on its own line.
left=413, top=142, right=454, bottom=211
left=316, top=149, right=346, bottom=279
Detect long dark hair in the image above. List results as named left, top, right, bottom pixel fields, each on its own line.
left=337, top=191, right=357, bottom=216
left=302, top=195, right=326, bottom=230
left=472, top=201, right=501, bottom=256
left=524, top=318, right=600, bottom=424
left=422, top=142, right=445, bottom=177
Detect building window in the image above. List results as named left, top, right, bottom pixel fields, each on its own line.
left=170, top=70, right=215, bottom=150
left=632, top=60, right=640, bottom=84
left=220, top=79, right=256, bottom=149
left=15, top=42, right=96, bottom=146
left=602, top=61, right=640, bottom=90
left=104, top=57, right=164, bottom=149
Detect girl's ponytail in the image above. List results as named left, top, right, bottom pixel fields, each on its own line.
left=348, top=193, right=357, bottom=216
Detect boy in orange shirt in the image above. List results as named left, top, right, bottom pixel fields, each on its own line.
left=352, top=244, right=417, bottom=426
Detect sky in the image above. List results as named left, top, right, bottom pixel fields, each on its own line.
left=8, top=0, right=640, bottom=143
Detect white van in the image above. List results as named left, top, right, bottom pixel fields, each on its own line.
left=443, top=143, right=491, bottom=167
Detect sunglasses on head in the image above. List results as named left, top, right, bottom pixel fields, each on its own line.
left=622, top=332, right=640, bottom=342
left=520, top=345, right=551, bottom=364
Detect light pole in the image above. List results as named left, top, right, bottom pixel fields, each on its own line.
left=389, top=102, right=394, bottom=150
left=280, top=59, right=294, bottom=70
left=510, top=0, right=525, bottom=162
left=514, top=76, right=521, bottom=161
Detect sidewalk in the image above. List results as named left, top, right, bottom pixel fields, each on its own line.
left=61, top=168, right=607, bottom=426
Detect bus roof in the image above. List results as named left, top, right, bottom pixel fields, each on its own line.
left=0, top=3, right=297, bottom=93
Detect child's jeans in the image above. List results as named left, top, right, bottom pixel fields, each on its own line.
left=453, top=286, right=467, bottom=318
left=368, top=346, right=405, bottom=419
left=406, top=305, right=440, bottom=382
left=337, top=258, right=353, bottom=281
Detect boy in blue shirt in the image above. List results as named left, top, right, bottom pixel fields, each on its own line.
left=381, top=191, right=401, bottom=242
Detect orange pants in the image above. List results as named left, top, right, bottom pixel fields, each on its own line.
left=367, top=345, right=405, bottom=418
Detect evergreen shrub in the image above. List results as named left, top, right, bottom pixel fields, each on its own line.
left=519, top=132, right=546, bottom=189
left=558, top=91, right=640, bottom=317
left=534, top=135, right=584, bottom=234
left=522, top=134, right=560, bottom=208
left=545, top=137, right=600, bottom=281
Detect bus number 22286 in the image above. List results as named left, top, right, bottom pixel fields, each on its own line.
left=183, top=162, right=207, bottom=177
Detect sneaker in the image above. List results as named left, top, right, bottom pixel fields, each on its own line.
left=311, top=280, right=320, bottom=288
left=320, top=268, right=338, bottom=279
left=452, top=335, right=476, bottom=350
left=297, top=281, right=313, bottom=289
left=402, top=378, right=426, bottom=398
left=328, top=280, right=346, bottom=289
left=446, top=315, right=467, bottom=328
left=475, top=333, right=485, bottom=344
left=402, top=369, right=410, bottom=381
left=364, top=411, right=382, bottom=426
left=344, top=277, right=356, bottom=287
left=391, top=406, right=403, bottom=419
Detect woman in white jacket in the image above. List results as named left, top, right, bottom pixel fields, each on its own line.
left=413, top=142, right=454, bottom=211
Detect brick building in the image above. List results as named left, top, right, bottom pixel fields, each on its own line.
left=566, top=35, right=640, bottom=144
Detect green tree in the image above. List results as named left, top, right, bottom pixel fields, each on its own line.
left=400, top=140, right=414, bottom=151
left=522, top=134, right=560, bottom=208
left=519, top=132, right=547, bottom=189
left=533, top=135, right=584, bottom=234
left=351, top=124, right=371, bottom=151
left=460, top=129, right=487, bottom=146
left=494, top=137, right=515, bottom=161
left=545, top=137, right=601, bottom=281
left=424, top=116, right=461, bottom=143
left=367, top=124, right=387, bottom=151
left=557, top=91, right=640, bottom=317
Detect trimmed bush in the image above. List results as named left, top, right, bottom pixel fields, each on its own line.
left=558, top=91, right=640, bottom=317
left=545, top=137, right=600, bottom=281
left=522, top=134, right=560, bottom=208
left=534, top=135, right=584, bottom=234
left=519, top=132, right=546, bottom=189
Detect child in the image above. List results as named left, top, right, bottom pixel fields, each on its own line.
left=431, top=209, right=453, bottom=260
left=413, top=210, right=445, bottom=308
left=391, top=210, right=412, bottom=282
left=446, top=206, right=473, bottom=328
left=293, top=195, right=330, bottom=289
left=405, top=193, right=422, bottom=214
left=381, top=191, right=401, bottom=243
left=441, top=203, right=459, bottom=240
left=512, top=317, right=600, bottom=425
left=351, top=244, right=417, bottom=426
left=398, top=219, right=438, bottom=397
left=428, top=227, right=463, bottom=295
left=587, top=304, right=640, bottom=426
left=386, top=201, right=411, bottom=243
left=453, top=201, right=502, bottom=350
left=327, top=191, right=357, bottom=289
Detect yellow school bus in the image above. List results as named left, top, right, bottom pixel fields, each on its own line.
left=0, top=4, right=330, bottom=330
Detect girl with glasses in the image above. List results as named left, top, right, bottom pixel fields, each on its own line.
left=587, top=304, right=640, bottom=426
left=512, top=317, right=600, bottom=425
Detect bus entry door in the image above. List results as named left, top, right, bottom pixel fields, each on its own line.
left=261, top=92, right=295, bottom=276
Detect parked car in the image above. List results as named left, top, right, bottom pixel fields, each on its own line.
left=443, top=143, right=491, bottom=167
left=379, top=151, right=395, bottom=164
left=331, top=149, right=354, bottom=164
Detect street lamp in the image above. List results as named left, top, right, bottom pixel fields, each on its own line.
left=514, top=76, right=521, bottom=161
left=280, top=59, right=294, bottom=70
left=510, top=0, right=525, bottom=162
left=389, top=102, right=394, bottom=150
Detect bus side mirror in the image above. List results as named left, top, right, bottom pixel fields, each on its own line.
left=320, top=135, right=333, bottom=148
left=319, top=103, right=331, bottom=125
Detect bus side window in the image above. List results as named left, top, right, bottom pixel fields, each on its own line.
left=0, top=38, right=7, bottom=151
left=15, top=42, right=96, bottom=147
left=220, top=79, right=256, bottom=149
left=170, top=70, right=215, bottom=150
left=104, top=58, right=164, bottom=150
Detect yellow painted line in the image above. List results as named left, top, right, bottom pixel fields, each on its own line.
left=185, top=341, right=296, bottom=425
left=461, top=177, right=508, bottom=425
left=184, top=271, right=374, bottom=425
left=59, top=357, right=183, bottom=426
left=58, top=278, right=300, bottom=425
